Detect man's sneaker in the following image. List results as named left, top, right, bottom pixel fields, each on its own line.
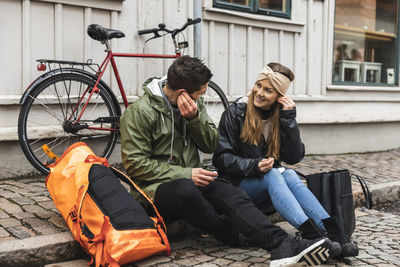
left=270, top=236, right=331, bottom=267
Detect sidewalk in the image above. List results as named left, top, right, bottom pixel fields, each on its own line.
left=0, top=148, right=399, bottom=266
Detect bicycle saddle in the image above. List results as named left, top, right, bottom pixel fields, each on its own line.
left=87, top=24, right=125, bottom=42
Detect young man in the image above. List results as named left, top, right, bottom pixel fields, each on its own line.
left=120, top=56, right=331, bottom=266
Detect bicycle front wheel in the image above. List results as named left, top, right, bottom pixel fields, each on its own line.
left=18, top=72, right=120, bottom=174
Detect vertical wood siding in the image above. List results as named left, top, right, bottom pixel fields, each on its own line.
left=202, top=0, right=327, bottom=98
left=0, top=0, right=194, bottom=99
left=0, top=1, right=22, bottom=95
left=0, top=0, right=329, bottom=131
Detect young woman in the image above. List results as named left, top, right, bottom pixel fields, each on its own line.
left=212, top=62, right=358, bottom=258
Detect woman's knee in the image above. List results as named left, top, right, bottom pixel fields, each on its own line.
left=263, top=168, right=285, bottom=186
left=283, top=169, right=305, bottom=188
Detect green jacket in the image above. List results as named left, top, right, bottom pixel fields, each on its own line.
left=120, top=77, right=219, bottom=199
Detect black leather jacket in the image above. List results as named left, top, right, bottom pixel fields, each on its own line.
left=212, top=101, right=305, bottom=186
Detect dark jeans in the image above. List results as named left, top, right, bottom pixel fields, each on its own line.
left=154, top=178, right=288, bottom=251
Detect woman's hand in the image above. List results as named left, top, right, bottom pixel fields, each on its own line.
left=191, top=168, right=218, bottom=187
left=277, top=96, right=295, bottom=110
left=258, top=157, right=274, bottom=173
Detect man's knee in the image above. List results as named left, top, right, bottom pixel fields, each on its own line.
left=205, top=181, right=251, bottom=205
left=156, top=178, right=199, bottom=202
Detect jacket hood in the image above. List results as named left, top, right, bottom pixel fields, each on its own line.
left=142, top=76, right=167, bottom=106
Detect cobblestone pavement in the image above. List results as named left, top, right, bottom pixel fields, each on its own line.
left=47, top=208, right=400, bottom=267
left=290, top=148, right=400, bottom=185
left=1, top=148, right=400, bottom=266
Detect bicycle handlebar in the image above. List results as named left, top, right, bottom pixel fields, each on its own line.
left=138, top=18, right=201, bottom=37
left=138, top=28, right=160, bottom=35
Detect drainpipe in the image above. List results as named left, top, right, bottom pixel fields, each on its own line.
left=193, top=0, right=202, bottom=59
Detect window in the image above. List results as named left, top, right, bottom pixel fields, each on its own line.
left=213, top=0, right=291, bottom=19
left=332, top=0, right=398, bottom=85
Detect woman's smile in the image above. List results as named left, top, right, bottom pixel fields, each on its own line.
left=252, top=79, right=279, bottom=110
left=255, top=95, right=265, bottom=104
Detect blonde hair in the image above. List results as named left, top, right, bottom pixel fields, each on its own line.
left=240, top=63, right=294, bottom=160
left=240, top=91, right=281, bottom=159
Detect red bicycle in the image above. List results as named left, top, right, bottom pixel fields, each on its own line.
left=18, top=18, right=228, bottom=174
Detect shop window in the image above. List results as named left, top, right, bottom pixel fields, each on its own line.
left=213, top=0, right=291, bottom=19
left=333, top=0, right=398, bottom=85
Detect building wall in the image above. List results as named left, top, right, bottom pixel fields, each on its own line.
left=0, top=0, right=399, bottom=178
left=201, top=0, right=400, bottom=155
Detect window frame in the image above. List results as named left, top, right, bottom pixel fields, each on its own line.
left=331, top=0, right=400, bottom=87
left=213, top=0, right=291, bottom=19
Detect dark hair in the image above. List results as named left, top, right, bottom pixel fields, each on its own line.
left=267, top=62, right=295, bottom=81
left=167, top=56, right=213, bottom=94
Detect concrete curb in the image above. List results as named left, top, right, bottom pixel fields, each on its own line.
left=1, top=183, right=400, bottom=266
left=352, top=181, right=400, bottom=209
left=0, top=232, right=85, bottom=267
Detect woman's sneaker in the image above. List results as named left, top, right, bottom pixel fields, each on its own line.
left=270, top=236, right=331, bottom=267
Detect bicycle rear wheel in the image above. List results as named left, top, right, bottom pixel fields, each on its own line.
left=200, top=81, right=229, bottom=165
left=18, top=72, right=120, bottom=174
left=203, top=81, right=229, bottom=127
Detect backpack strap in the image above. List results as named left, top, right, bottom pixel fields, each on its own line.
left=85, top=155, right=110, bottom=167
left=69, top=185, right=91, bottom=262
left=111, top=167, right=171, bottom=255
left=90, top=216, right=119, bottom=267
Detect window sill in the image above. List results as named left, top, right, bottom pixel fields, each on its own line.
left=291, top=95, right=400, bottom=102
left=203, top=7, right=304, bottom=33
left=326, top=84, right=400, bottom=92
left=36, top=0, right=123, bottom=11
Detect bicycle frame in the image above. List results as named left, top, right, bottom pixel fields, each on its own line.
left=73, top=50, right=181, bottom=131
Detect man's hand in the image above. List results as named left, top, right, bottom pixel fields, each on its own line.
left=277, top=96, right=295, bottom=110
left=258, top=157, right=274, bottom=173
left=177, top=92, right=198, bottom=119
left=191, top=168, right=218, bottom=187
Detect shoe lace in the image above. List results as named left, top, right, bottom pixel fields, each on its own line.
left=295, top=231, right=303, bottom=239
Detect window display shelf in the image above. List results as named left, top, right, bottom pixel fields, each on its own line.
left=335, top=24, right=396, bottom=42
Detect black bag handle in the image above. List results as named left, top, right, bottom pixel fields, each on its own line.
left=353, top=174, right=372, bottom=209
left=295, top=170, right=372, bottom=209
left=295, top=170, right=307, bottom=180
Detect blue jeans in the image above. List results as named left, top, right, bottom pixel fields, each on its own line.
left=239, top=168, right=330, bottom=228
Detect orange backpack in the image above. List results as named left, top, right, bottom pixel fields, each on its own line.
left=45, top=142, right=170, bottom=267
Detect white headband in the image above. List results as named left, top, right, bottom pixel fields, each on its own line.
left=256, top=66, right=290, bottom=95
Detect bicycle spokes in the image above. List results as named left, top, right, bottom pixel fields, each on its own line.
left=19, top=72, right=119, bottom=174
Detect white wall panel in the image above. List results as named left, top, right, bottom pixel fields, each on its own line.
left=281, top=31, right=294, bottom=95
left=266, top=30, right=279, bottom=63
left=0, top=1, right=22, bottom=95
left=137, top=0, right=165, bottom=96
left=308, top=0, right=324, bottom=95
left=212, top=22, right=229, bottom=93
left=117, top=0, right=138, bottom=96
left=31, top=2, right=54, bottom=81
left=202, top=20, right=210, bottom=66
left=62, top=5, right=84, bottom=61
left=91, top=9, right=112, bottom=86
left=231, top=25, right=247, bottom=96
left=249, top=27, right=264, bottom=89
left=295, top=29, right=307, bottom=95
